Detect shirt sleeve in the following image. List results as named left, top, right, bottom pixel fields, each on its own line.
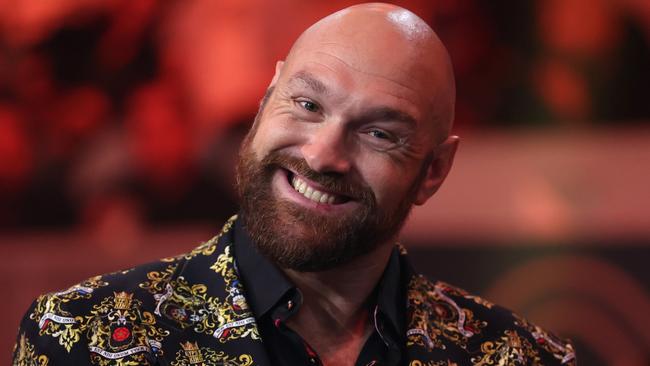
left=13, top=299, right=53, bottom=366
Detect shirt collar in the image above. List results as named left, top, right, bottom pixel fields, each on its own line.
left=233, top=217, right=294, bottom=318
left=232, top=215, right=405, bottom=338
left=374, top=245, right=406, bottom=342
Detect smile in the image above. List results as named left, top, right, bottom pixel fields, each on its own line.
left=288, top=172, right=349, bottom=205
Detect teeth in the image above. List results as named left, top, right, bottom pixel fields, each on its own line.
left=304, top=186, right=313, bottom=198
left=311, top=191, right=322, bottom=202
left=291, top=175, right=339, bottom=204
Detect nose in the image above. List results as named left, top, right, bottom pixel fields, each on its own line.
left=300, top=123, right=351, bottom=174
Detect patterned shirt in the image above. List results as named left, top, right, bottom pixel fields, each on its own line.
left=13, top=215, right=576, bottom=365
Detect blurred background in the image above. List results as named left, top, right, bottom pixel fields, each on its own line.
left=1, top=0, right=648, bottom=364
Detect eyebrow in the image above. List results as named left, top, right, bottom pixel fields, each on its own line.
left=287, top=71, right=329, bottom=95
left=361, top=106, right=417, bottom=127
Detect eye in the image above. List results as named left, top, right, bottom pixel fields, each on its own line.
left=360, top=127, right=404, bottom=151
left=297, top=100, right=319, bottom=113
left=368, top=129, right=391, bottom=140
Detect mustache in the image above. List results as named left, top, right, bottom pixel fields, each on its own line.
left=260, top=152, right=374, bottom=202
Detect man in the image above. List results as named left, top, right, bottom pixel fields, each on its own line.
left=13, top=3, right=575, bottom=366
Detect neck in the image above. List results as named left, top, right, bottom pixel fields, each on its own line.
left=282, top=242, right=394, bottom=362
left=284, top=243, right=393, bottom=320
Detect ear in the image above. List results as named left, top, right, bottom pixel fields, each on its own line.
left=413, top=135, right=459, bottom=205
left=269, top=60, right=285, bottom=87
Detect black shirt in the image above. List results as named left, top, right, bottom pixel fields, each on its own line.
left=233, top=219, right=406, bottom=366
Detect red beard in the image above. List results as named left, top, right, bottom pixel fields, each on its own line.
left=235, top=136, right=421, bottom=272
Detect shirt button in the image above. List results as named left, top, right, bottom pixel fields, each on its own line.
left=287, top=300, right=294, bottom=310
left=309, top=357, right=317, bottom=364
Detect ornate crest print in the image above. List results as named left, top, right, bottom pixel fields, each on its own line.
left=86, top=291, right=169, bottom=364
left=141, top=242, right=259, bottom=344
left=29, top=275, right=109, bottom=352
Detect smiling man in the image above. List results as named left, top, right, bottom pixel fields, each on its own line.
left=13, top=3, right=575, bottom=366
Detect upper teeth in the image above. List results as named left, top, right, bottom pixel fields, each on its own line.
left=291, top=176, right=337, bottom=204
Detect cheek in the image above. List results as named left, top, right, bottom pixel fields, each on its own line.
left=357, top=158, right=404, bottom=199
left=250, top=117, right=306, bottom=157
left=358, top=154, right=420, bottom=207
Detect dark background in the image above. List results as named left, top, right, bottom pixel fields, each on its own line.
left=1, top=0, right=649, bottom=364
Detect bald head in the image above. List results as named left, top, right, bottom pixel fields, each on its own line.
left=239, top=4, right=459, bottom=268
left=279, top=3, right=455, bottom=143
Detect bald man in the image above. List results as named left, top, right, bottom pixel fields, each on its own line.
left=13, top=4, right=575, bottom=366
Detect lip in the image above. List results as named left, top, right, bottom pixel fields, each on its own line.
left=271, top=168, right=359, bottom=214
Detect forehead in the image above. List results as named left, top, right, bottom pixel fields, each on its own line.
left=281, top=39, right=435, bottom=124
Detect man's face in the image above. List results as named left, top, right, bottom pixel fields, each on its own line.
left=236, top=35, right=446, bottom=272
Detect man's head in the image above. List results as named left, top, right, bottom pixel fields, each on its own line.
left=237, top=3, right=458, bottom=272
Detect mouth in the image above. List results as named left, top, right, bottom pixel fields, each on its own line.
left=286, top=170, right=351, bottom=205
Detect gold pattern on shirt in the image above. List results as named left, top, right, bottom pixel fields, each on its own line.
left=29, top=276, right=109, bottom=352
left=513, top=314, right=576, bottom=365
left=163, top=215, right=238, bottom=261
left=171, top=342, right=254, bottom=366
left=139, top=263, right=179, bottom=294
left=12, top=333, right=49, bottom=366
left=87, top=292, right=169, bottom=365
left=471, top=329, right=542, bottom=366
left=409, top=360, right=458, bottom=366
left=406, top=276, right=487, bottom=351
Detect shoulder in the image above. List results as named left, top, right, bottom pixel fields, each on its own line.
left=14, top=256, right=185, bottom=361
left=405, top=274, right=576, bottom=365
left=13, top=216, right=239, bottom=365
